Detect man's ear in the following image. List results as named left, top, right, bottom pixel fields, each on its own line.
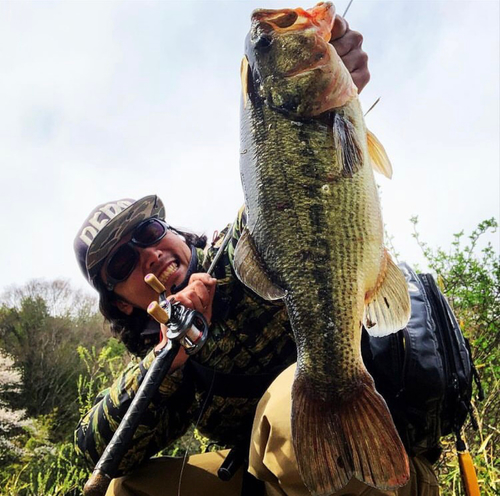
left=115, top=299, right=134, bottom=315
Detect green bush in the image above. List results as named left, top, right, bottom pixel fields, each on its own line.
left=0, top=337, right=129, bottom=496
left=0, top=415, right=88, bottom=495
left=0, top=281, right=108, bottom=442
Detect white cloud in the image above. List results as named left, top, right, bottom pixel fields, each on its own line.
left=0, top=0, right=498, bottom=294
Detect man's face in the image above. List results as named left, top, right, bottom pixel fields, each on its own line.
left=100, top=227, right=192, bottom=311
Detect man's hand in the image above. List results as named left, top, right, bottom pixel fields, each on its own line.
left=154, top=273, right=217, bottom=371
left=170, top=273, right=217, bottom=325
left=331, top=15, right=370, bottom=93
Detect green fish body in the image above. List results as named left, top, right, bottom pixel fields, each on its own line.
left=235, top=3, right=411, bottom=495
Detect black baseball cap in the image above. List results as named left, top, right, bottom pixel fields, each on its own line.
left=74, top=195, right=165, bottom=288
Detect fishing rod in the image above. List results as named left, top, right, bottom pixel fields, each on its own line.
left=83, top=225, right=234, bottom=496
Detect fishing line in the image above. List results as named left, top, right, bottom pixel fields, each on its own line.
left=176, top=226, right=233, bottom=495
left=364, top=97, right=381, bottom=117
left=340, top=0, right=380, bottom=120
left=176, top=368, right=217, bottom=496
left=342, top=0, right=354, bottom=18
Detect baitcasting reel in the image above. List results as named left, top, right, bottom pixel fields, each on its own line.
left=145, top=273, right=209, bottom=355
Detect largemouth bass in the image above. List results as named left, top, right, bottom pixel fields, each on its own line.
left=234, top=3, right=411, bottom=495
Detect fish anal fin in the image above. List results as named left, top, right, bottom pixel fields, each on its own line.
left=234, top=227, right=285, bottom=301
left=332, top=112, right=364, bottom=177
left=292, top=371, right=410, bottom=495
left=367, top=130, right=393, bottom=179
left=364, top=252, right=411, bottom=336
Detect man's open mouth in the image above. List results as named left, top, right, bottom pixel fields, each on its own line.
left=158, top=262, right=179, bottom=288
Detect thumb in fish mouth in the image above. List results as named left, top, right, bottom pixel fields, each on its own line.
left=328, top=15, right=370, bottom=93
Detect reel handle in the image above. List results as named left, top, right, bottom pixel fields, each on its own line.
left=144, top=273, right=166, bottom=293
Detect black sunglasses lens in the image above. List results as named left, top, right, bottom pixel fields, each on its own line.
left=107, top=244, right=138, bottom=282
left=133, top=219, right=166, bottom=246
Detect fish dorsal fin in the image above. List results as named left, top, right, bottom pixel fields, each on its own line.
left=332, top=113, right=364, bottom=177
left=234, top=227, right=286, bottom=301
left=240, top=56, right=249, bottom=110
left=364, top=251, right=411, bottom=336
left=367, top=130, right=393, bottom=179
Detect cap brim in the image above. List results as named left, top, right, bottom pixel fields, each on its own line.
left=86, top=195, right=165, bottom=280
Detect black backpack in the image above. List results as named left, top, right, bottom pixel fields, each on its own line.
left=362, top=262, right=483, bottom=462
left=198, top=260, right=483, bottom=491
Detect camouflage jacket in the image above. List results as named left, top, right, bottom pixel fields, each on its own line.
left=75, top=207, right=297, bottom=475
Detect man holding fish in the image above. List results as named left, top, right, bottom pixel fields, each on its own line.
left=74, top=4, right=439, bottom=496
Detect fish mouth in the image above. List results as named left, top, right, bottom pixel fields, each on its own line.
left=252, top=3, right=336, bottom=43
left=247, top=2, right=357, bottom=117
left=157, top=261, right=179, bottom=291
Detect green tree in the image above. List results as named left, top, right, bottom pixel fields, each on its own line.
left=0, top=340, right=128, bottom=496
left=0, top=350, right=30, bottom=466
left=0, top=280, right=128, bottom=495
left=0, top=280, right=107, bottom=441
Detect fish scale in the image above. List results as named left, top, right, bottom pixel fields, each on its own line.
left=244, top=101, right=377, bottom=377
left=235, top=3, right=411, bottom=494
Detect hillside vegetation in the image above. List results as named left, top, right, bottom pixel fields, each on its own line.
left=0, top=219, right=498, bottom=495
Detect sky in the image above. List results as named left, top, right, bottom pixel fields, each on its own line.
left=0, top=0, right=498, bottom=296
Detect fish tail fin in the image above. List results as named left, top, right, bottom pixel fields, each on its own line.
left=291, top=370, right=409, bottom=496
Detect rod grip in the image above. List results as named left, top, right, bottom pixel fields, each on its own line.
left=82, top=342, right=179, bottom=495
left=217, top=447, right=245, bottom=481
left=83, top=471, right=111, bottom=496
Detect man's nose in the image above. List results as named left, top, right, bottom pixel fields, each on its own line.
left=139, top=245, right=162, bottom=269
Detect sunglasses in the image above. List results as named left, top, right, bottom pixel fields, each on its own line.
left=103, top=218, right=170, bottom=291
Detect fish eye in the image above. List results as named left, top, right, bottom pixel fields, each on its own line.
left=255, top=34, right=273, bottom=50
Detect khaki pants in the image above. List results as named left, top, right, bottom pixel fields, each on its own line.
left=108, top=365, right=439, bottom=496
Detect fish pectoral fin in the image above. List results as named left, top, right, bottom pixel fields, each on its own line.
left=364, top=252, right=411, bottom=336
left=234, top=227, right=286, bottom=301
left=332, top=112, right=364, bottom=177
left=367, top=129, right=393, bottom=179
